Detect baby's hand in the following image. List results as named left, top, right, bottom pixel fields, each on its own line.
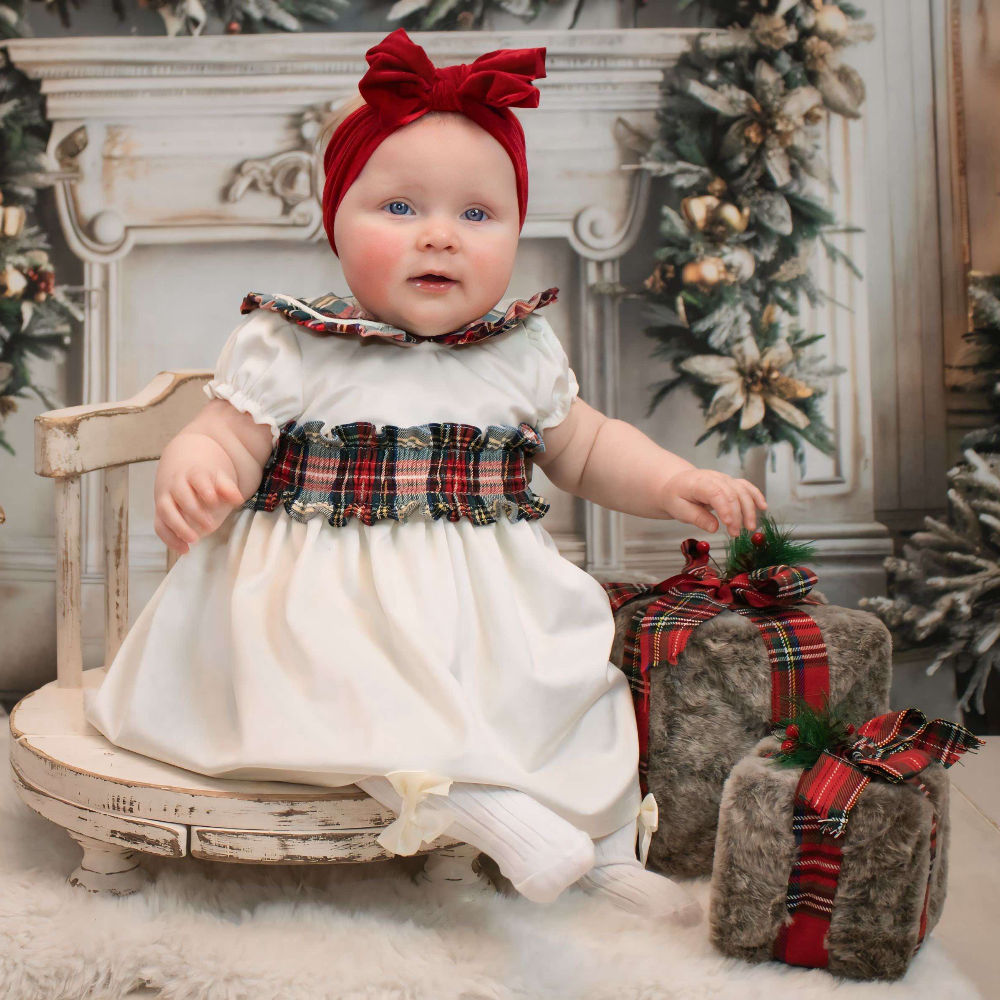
left=154, top=434, right=246, bottom=555
left=660, top=468, right=767, bottom=538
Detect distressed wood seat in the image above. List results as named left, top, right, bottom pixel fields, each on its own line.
left=9, top=370, right=491, bottom=898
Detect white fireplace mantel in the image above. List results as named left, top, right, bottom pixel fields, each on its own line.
left=9, top=30, right=692, bottom=261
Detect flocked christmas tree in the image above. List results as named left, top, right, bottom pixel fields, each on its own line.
left=861, top=274, right=1000, bottom=723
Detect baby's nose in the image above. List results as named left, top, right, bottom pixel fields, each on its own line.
left=418, top=222, right=459, bottom=252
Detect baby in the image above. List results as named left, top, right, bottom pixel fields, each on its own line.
left=86, top=29, right=765, bottom=924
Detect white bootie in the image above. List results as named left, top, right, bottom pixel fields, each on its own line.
left=357, top=776, right=595, bottom=905
left=577, top=805, right=702, bottom=926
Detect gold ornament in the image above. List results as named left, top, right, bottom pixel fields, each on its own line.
left=1, top=205, right=25, bottom=238
left=681, top=195, right=720, bottom=232
left=0, top=266, right=26, bottom=298
left=682, top=258, right=727, bottom=287
left=716, top=202, right=751, bottom=233
left=813, top=4, right=849, bottom=43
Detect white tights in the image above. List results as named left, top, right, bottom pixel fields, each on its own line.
left=355, top=775, right=701, bottom=923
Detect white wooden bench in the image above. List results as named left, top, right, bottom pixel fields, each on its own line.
left=8, top=369, right=492, bottom=898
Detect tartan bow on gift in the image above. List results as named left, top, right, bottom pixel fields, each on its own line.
left=602, top=539, right=831, bottom=797
left=772, top=708, right=983, bottom=969
left=790, top=708, right=984, bottom=838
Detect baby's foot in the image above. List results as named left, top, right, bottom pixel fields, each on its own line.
left=577, top=862, right=703, bottom=925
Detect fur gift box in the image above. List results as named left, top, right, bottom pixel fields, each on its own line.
left=709, top=712, right=983, bottom=981
left=602, top=537, right=891, bottom=878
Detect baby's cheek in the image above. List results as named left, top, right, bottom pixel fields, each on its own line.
left=351, top=227, right=403, bottom=278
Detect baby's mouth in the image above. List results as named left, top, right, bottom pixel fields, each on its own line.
left=408, top=274, right=458, bottom=292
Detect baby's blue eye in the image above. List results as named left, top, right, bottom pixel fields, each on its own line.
left=385, top=201, right=413, bottom=216
left=463, top=208, right=487, bottom=222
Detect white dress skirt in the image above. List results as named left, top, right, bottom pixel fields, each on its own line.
left=85, top=292, right=642, bottom=846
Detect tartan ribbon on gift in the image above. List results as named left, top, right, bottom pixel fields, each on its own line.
left=772, top=709, right=984, bottom=970
left=601, top=538, right=829, bottom=798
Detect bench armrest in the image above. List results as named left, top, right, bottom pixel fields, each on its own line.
left=35, top=370, right=213, bottom=479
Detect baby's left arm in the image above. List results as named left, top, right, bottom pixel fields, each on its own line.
left=534, top=398, right=767, bottom=537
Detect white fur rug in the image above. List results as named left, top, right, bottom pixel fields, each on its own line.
left=1, top=709, right=982, bottom=1000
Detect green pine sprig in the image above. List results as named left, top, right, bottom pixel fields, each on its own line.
left=770, top=698, right=857, bottom=771
left=723, top=512, right=817, bottom=576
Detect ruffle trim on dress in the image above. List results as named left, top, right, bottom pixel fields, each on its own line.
left=264, top=491, right=551, bottom=528
left=202, top=379, right=281, bottom=448
left=239, top=287, right=559, bottom=347
left=537, top=366, right=581, bottom=432
left=243, top=419, right=553, bottom=528
left=287, top=419, right=546, bottom=453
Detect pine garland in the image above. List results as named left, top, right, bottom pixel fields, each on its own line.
left=722, top=510, right=816, bottom=576
left=625, top=0, right=872, bottom=473
left=387, top=0, right=587, bottom=31
left=0, top=9, right=81, bottom=458
left=31, top=0, right=588, bottom=34
left=770, top=698, right=855, bottom=770
left=35, top=0, right=352, bottom=35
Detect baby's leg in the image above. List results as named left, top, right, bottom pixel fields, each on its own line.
left=356, top=776, right=594, bottom=904
left=577, top=811, right=703, bottom=926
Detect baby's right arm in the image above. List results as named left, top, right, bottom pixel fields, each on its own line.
left=153, top=398, right=274, bottom=555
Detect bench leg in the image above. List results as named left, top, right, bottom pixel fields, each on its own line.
left=67, top=831, right=149, bottom=896
left=418, top=842, right=496, bottom=899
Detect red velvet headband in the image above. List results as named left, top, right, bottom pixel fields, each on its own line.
left=322, top=28, right=546, bottom=257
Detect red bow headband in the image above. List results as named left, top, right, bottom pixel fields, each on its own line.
left=322, top=28, right=546, bottom=257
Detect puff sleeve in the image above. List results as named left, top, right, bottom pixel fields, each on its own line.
left=524, top=314, right=580, bottom=432
left=202, top=311, right=304, bottom=449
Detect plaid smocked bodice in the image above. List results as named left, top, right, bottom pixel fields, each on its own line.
left=242, top=419, right=551, bottom=527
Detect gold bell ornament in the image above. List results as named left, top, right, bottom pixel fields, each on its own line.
left=682, top=258, right=728, bottom=287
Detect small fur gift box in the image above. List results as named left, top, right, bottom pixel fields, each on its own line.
left=710, top=712, right=982, bottom=981
left=604, top=538, right=892, bottom=878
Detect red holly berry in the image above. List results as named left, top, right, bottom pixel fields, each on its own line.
left=225, top=19, right=241, bottom=33
left=785, top=724, right=799, bottom=740
left=696, top=540, right=710, bottom=555
left=845, top=723, right=855, bottom=735
left=751, top=531, right=765, bottom=547
left=780, top=740, right=796, bottom=754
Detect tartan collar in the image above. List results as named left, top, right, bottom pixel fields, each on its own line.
left=239, top=286, right=558, bottom=347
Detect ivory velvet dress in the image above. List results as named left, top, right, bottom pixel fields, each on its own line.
left=84, top=286, right=642, bottom=844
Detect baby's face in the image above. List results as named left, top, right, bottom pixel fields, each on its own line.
left=332, top=113, right=521, bottom=338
